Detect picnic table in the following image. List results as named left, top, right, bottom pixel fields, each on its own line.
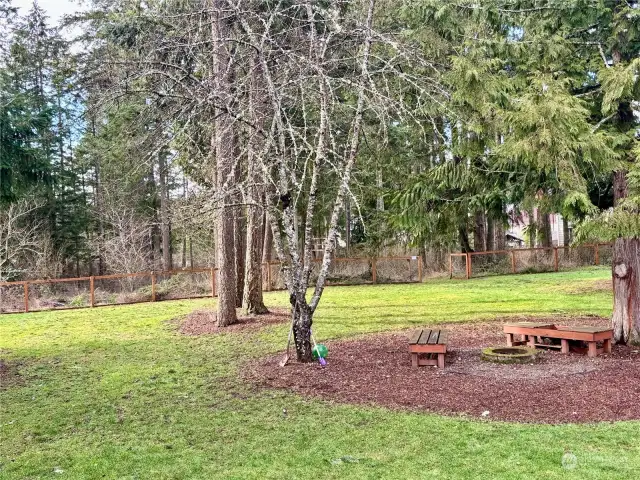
left=409, top=329, right=448, bottom=368
left=504, top=322, right=613, bottom=357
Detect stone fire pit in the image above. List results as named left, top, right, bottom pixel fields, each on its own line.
left=481, top=346, right=539, bottom=364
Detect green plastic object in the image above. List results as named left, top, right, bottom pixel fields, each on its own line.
left=312, top=344, right=328, bottom=360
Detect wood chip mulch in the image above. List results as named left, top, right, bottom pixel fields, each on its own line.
left=178, top=308, right=289, bottom=335
left=246, top=316, right=640, bottom=424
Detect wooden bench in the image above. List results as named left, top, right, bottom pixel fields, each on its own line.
left=409, top=329, right=447, bottom=368
left=504, top=322, right=613, bottom=357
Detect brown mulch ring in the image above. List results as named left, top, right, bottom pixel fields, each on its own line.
left=247, top=316, right=640, bottom=424
left=178, top=308, right=289, bottom=335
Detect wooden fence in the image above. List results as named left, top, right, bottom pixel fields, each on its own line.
left=449, top=243, right=613, bottom=279
left=0, top=256, right=423, bottom=315
left=0, top=268, right=217, bottom=314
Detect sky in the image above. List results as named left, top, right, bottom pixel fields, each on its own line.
left=13, top=0, right=80, bottom=23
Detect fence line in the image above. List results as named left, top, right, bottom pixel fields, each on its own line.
left=0, top=268, right=218, bottom=314
left=449, top=243, right=613, bottom=280
left=0, top=255, right=423, bottom=315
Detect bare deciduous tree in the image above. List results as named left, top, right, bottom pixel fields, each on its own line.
left=92, top=203, right=153, bottom=290
left=86, top=0, right=441, bottom=359
left=0, top=199, right=46, bottom=282
left=230, top=0, right=441, bottom=361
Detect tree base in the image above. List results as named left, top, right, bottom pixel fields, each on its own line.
left=612, top=238, right=640, bottom=344
left=244, top=304, right=270, bottom=316
left=291, top=300, right=314, bottom=363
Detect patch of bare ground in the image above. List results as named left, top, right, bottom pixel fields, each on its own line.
left=559, top=279, right=611, bottom=295
left=0, top=359, right=23, bottom=389
left=178, top=308, right=289, bottom=335
left=247, top=316, right=640, bottom=424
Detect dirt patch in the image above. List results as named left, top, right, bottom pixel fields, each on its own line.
left=247, top=316, right=640, bottom=424
left=178, top=308, right=289, bottom=335
left=557, top=279, right=612, bottom=295
left=0, top=359, right=23, bottom=389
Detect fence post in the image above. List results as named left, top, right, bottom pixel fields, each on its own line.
left=595, top=244, right=600, bottom=266
left=466, top=253, right=471, bottom=279
left=90, top=276, right=95, bottom=307
left=372, top=258, right=377, bottom=284
left=151, top=272, right=156, bottom=302
left=23, top=282, right=29, bottom=313
left=511, top=250, right=516, bottom=274
left=554, top=247, right=559, bottom=272
left=449, top=255, right=453, bottom=279
left=417, top=256, right=423, bottom=283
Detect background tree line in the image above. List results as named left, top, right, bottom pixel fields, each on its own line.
left=1, top=0, right=639, bottom=356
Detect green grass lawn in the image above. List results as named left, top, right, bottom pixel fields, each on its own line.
left=2, top=268, right=637, bottom=479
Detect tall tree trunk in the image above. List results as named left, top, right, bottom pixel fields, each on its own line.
left=149, top=167, right=161, bottom=269
left=495, top=216, right=506, bottom=251
left=528, top=209, right=536, bottom=248
left=562, top=216, right=571, bottom=246
left=474, top=211, right=486, bottom=252
left=540, top=213, right=552, bottom=248
left=152, top=226, right=161, bottom=268
left=261, top=212, right=273, bottom=291
left=243, top=207, right=267, bottom=313
left=292, top=297, right=313, bottom=363
left=486, top=216, right=495, bottom=252
left=612, top=170, right=640, bottom=344
left=232, top=75, right=245, bottom=309
left=234, top=209, right=245, bottom=307
left=93, top=120, right=105, bottom=275
left=212, top=0, right=237, bottom=327
left=181, top=177, right=188, bottom=268
left=609, top=46, right=640, bottom=343
left=262, top=211, right=272, bottom=264
left=345, top=198, right=351, bottom=257
left=242, top=51, right=269, bottom=314
left=612, top=238, right=640, bottom=344
left=419, top=244, right=427, bottom=273
left=157, top=149, right=172, bottom=271
left=215, top=191, right=237, bottom=326
left=459, top=226, right=472, bottom=253
left=376, top=168, right=384, bottom=211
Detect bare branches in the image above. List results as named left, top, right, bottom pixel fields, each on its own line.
left=0, top=199, right=46, bottom=282
left=592, top=111, right=617, bottom=133
left=310, top=0, right=377, bottom=312
left=85, top=0, right=443, bottom=357
left=90, top=203, right=153, bottom=277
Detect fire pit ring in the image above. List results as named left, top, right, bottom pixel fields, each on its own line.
left=481, top=346, right=539, bottom=364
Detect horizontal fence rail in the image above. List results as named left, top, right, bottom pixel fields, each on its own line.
left=449, top=243, right=613, bottom=280
left=0, top=268, right=219, bottom=314
left=0, top=256, right=423, bottom=315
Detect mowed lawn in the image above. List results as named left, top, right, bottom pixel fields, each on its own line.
left=3, top=268, right=639, bottom=479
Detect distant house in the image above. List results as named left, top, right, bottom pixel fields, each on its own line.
left=505, top=231, right=525, bottom=248
left=507, top=208, right=571, bottom=247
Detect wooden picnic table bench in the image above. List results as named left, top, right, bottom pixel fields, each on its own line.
left=409, top=329, right=448, bottom=368
left=504, top=322, right=613, bottom=357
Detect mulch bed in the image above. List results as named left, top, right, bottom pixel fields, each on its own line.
left=247, top=316, right=640, bottom=424
left=178, top=308, right=289, bottom=335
